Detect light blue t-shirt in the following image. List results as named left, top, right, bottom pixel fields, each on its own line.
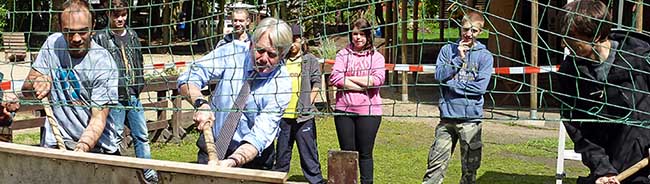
left=33, top=33, right=120, bottom=153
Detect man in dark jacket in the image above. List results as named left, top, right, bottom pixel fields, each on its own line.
left=92, top=0, right=157, bottom=183
left=271, top=24, right=324, bottom=184
left=557, top=1, right=650, bottom=184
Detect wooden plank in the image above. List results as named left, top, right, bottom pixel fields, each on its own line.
left=327, top=150, right=359, bottom=184
left=142, top=81, right=177, bottom=92
left=10, top=117, right=45, bottom=130
left=4, top=48, right=27, bottom=52
left=3, top=32, right=25, bottom=36
left=142, top=100, right=168, bottom=108
left=2, top=37, right=25, bottom=41
left=3, top=42, right=27, bottom=46
left=19, top=104, right=45, bottom=112
left=146, top=119, right=169, bottom=131
left=0, top=142, right=287, bottom=183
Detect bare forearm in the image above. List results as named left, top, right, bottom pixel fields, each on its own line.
left=179, top=83, right=206, bottom=104
left=22, top=70, right=44, bottom=99
left=79, top=107, right=109, bottom=149
left=228, top=143, right=259, bottom=166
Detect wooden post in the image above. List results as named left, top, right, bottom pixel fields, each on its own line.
left=161, top=0, right=172, bottom=54
left=50, top=0, right=64, bottom=32
left=440, top=0, right=446, bottom=40
left=216, top=0, right=225, bottom=41
left=155, top=91, right=168, bottom=142
left=171, top=89, right=182, bottom=142
left=386, top=1, right=394, bottom=87
left=637, top=0, right=644, bottom=32
left=413, top=0, right=419, bottom=64
left=327, top=150, right=359, bottom=184
left=530, top=0, right=539, bottom=119
left=400, top=0, right=408, bottom=101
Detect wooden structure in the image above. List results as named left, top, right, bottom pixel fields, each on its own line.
left=2, top=76, right=196, bottom=145
left=327, top=150, right=359, bottom=184
left=0, top=142, right=287, bottom=183
left=2, top=32, right=27, bottom=62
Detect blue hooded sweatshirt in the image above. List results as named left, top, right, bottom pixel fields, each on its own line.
left=435, top=40, right=494, bottom=119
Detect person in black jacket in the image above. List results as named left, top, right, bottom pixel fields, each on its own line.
left=92, top=0, right=157, bottom=183
left=557, top=1, right=650, bottom=184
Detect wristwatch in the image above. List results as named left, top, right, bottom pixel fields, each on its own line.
left=193, top=98, right=209, bottom=109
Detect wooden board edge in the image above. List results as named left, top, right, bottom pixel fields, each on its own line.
left=0, top=142, right=288, bottom=183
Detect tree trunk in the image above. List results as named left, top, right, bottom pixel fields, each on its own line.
left=50, top=0, right=64, bottom=32
left=162, top=0, right=171, bottom=53
left=216, top=0, right=225, bottom=41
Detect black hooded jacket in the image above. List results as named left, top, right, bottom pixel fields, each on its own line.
left=557, top=29, right=650, bottom=183
left=92, top=28, right=145, bottom=100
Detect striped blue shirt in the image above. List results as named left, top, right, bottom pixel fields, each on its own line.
left=177, top=40, right=291, bottom=153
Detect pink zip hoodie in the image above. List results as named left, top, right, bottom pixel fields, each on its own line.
left=329, top=45, right=386, bottom=115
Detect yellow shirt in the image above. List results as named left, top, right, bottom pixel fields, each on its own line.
left=283, top=56, right=302, bottom=119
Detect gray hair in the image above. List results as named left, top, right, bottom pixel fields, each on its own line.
left=253, top=17, right=293, bottom=56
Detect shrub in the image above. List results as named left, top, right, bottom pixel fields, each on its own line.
left=315, top=37, right=338, bottom=60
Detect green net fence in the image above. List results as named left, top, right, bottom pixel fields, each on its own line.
left=1, top=0, right=649, bottom=125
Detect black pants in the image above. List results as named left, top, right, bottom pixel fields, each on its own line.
left=196, top=133, right=275, bottom=170
left=273, top=118, right=324, bottom=184
left=334, top=110, right=382, bottom=184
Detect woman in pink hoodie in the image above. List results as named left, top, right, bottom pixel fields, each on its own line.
left=329, top=18, right=386, bottom=184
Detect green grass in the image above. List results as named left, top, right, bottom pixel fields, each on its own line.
left=151, top=131, right=201, bottom=163
left=11, top=118, right=588, bottom=183
left=13, top=131, right=40, bottom=145
left=149, top=117, right=587, bottom=183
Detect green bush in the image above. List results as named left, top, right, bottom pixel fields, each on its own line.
left=315, top=37, right=338, bottom=60
left=0, top=2, right=7, bottom=33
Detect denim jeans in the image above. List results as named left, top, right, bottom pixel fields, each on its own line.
left=110, top=95, right=157, bottom=179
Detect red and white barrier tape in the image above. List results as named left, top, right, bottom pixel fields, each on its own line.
left=0, top=61, right=559, bottom=90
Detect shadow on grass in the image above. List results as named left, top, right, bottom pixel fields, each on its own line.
left=287, top=175, right=309, bottom=183
left=477, top=171, right=577, bottom=184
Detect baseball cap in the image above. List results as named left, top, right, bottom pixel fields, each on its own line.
left=291, top=24, right=302, bottom=36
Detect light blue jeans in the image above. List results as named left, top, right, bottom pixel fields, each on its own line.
left=111, top=95, right=157, bottom=179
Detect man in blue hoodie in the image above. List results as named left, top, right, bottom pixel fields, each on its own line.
left=422, top=10, right=493, bottom=184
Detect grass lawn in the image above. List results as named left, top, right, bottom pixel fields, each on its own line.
left=12, top=117, right=588, bottom=183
